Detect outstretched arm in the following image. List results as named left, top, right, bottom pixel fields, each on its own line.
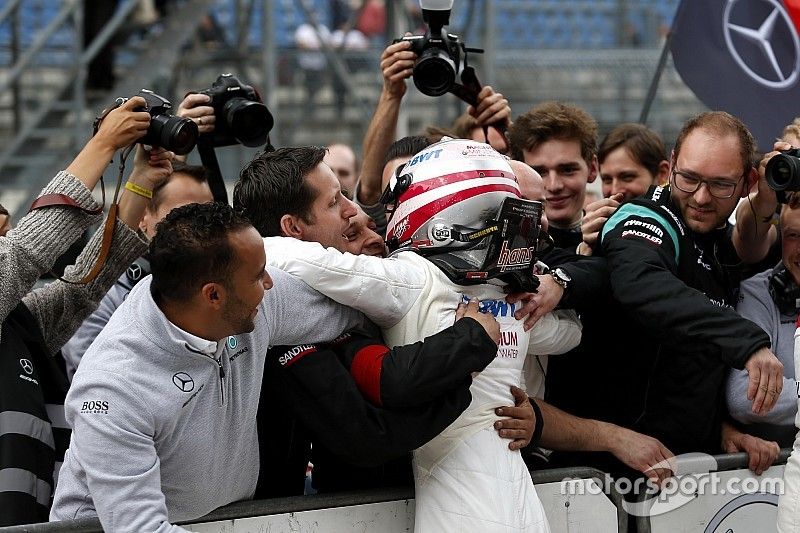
left=23, top=146, right=172, bottom=354
left=356, top=40, right=415, bottom=208
left=0, top=99, right=150, bottom=325
left=733, top=142, right=786, bottom=264
left=537, top=400, right=675, bottom=486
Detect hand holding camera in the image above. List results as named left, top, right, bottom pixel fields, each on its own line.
left=380, top=38, right=417, bottom=99
left=92, top=97, right=152, bottom=153
left=177, top=74, right=273, bottom=148
left=131, top=90, right=199, bottom=155
left=128, top=145, right=174, bottom=193
left=469, top=86, right=511, bottom=131
left=177, top=93, right=216, bottom=134
left=764, top=141, right=800, bottom=193
left=393, top=0, right=483, bottom=104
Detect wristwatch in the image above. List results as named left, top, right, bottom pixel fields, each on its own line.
left=551, top=267, right=572, bottom=293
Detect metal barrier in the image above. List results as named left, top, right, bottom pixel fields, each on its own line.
left=0, top=466, right=626, bottom=533
left=4, top=451, right=789, bottom=532
left=635, top=449, right=791, bottom=533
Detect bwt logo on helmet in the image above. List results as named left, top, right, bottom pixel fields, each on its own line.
left=497, top=241, right=535, bottom=272
left=406, top=149, right=443, bottom=167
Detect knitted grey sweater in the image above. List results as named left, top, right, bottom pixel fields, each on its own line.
left=0, top=171, right=148, bottom=353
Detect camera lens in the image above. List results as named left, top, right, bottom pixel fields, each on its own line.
left=766, top=153, right=800, bottom=192
left=413, top=48, right=456, bottom=97
left=223, top=98, right=274, bottom=147
left=148, top=115, right=199, bottom=155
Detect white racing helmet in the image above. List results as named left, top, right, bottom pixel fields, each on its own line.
left=381, top=138, right=544, bottom=291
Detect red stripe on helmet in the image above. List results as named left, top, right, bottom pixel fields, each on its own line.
left=398, top=168, right=516, bottom=203
left=388, top=183, right=521, bottom=242
left=350, top=344, right=387, bottom=406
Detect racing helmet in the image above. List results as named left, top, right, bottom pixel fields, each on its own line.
left=381, top=138, right=544, bottom=291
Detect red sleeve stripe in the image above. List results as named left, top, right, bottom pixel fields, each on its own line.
left=350, top=344, right=387, bottom=406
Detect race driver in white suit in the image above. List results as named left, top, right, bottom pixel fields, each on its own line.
left=265, top=139, right=582, bottom=532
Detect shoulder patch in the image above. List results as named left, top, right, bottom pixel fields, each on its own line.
left=277, top=345, right=317, bottom=367
left=601, top=203, right=680, bottom=263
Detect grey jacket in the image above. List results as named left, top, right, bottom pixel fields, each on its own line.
left=61, top=258, right=150, bottom=379
left=50, top=270, right=362, bottom=532
left=727, top=268, right=797, bottom=428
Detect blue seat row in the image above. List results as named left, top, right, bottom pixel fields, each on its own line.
left=0, top=0, right=682, bottom=66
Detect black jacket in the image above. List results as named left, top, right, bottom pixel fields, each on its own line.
left=539, top=231, right=650, bottom=430
left=598, top=186, right=770, bottom=454
left=0, top=303, right=70, bottom=525
left=255, top=317, right=497, bottom=496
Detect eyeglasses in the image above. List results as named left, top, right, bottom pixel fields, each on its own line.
left=671, top=169, right=743, bottom=199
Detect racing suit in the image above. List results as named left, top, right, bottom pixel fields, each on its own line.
left=598, top=185, right=770, bottom=454
left=264, top=236, right=582, bottom=532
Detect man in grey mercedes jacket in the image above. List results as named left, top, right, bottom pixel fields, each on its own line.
left=50, top=202, right=363, bottom=532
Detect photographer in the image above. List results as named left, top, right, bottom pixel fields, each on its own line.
left=732, top=139, right=790, bottom=264
left=0, top=96, right=173, bottom=525
left=726, top=196, right=800, bottom=448
left=352, top=40, right=512, bottom=237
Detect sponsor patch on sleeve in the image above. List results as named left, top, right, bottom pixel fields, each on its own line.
left=277, top=345, right=318, bottom=367
left=619, top=218, right=665, bottom=245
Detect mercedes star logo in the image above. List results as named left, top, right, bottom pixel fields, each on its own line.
left=723, top=0, right=800, bottom=88
left=172, top=372, right=194, bottom=393
left=19, top=358, right=33, bottom=375
left=127, top=263, right=143, bottom=281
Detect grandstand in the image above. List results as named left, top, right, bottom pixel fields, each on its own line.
left=0, top=0, right=701, bottom=217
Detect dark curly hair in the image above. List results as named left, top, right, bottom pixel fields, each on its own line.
left=233, top=146, right=327, bottom=237
left=149, top=202, right=252, bottom=302
left=383, top=136, right=432, bottom=168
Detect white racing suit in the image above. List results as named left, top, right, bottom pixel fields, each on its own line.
left=777, top=319, right=800, bottom=532
left=265, top=237, right=582, bottom=532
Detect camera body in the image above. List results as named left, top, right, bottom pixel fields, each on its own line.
left=135, top=89, right=198, bottom=155
left=765, top=148, right=800, bottom=193
left=393, top=3, right=482, bottom=99
left=394, top=30, right=466, bottom=97
left=198, top=74, right=274, bottom=147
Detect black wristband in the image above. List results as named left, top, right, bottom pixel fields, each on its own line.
left=530, top=397, right=544, bottom=447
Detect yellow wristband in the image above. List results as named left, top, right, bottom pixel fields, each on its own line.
left=125, top=181, right=153, bottom=199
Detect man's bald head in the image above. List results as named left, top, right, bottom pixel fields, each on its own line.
left=324, top=143, right=358, bottom=198
left=508, top=159, right=548, bottom=231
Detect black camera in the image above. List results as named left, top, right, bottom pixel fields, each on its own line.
left=134, top=89, right=198, bottom=155
left=765, top=148, right=800, bottom=192
left=394, top=5, right=481, bottom=100
left=198, top=74, right=274, bottom=147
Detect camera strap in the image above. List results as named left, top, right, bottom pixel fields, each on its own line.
left=448, top=64, right=482, bottom=107
left=448, top=65, right=508, bottom=145
left=196, top=137, right=227, bottom=204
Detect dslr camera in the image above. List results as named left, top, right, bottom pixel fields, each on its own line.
left=765, top=148, right=800, bottom=193
left=198, top=74, right=274, bottom=147
left=132, top=89, right=198, bottom=155
left=394, top=1, right=480, bottom=100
